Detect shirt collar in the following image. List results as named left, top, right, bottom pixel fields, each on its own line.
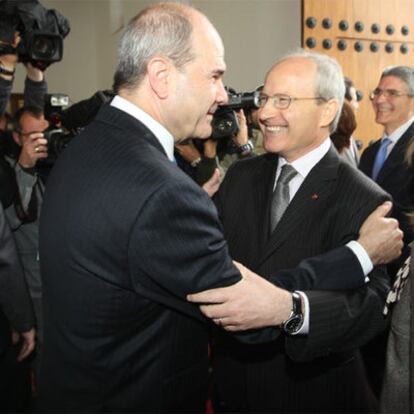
left=383, top=115, right=414, bottom=144
left=111, top=95, right=175, bottom=161
left=278, top=137, right=332, bottom=179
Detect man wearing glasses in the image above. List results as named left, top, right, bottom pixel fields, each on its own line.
left=359, top=66, right=414, bottom=400
left=360, top=66, right=414, bottom=259
left=188, top=50, right=395, bottom=413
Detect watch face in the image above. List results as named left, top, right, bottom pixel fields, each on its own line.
left=284, top=315, right=303, bottom=334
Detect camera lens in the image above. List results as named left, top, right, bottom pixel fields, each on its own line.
left=33, top=36, right=56, bottom=59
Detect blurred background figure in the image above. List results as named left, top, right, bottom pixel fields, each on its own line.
left=380, top=139, right=414, bottom=414
left=330, top=101, right=358, bottom=167
left=0, top=202, right=36, bottom=413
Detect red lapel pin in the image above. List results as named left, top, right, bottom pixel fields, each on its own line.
left=311, top=193, right=319, bottom=200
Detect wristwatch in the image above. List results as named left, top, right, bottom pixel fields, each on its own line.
left=282, top=291, right=304, bottom=335
left=237, top=140, right=254, bottom=155
left=190, top=157, right=202, bottom=167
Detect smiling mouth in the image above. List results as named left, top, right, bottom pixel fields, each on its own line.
left=265, top=125, right=287, bottom=133
left=376, top=106, right=393, bottom=112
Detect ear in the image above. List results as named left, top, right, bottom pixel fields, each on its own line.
left=147, top=56, right=173, bottom=99
left=319, top=99, right=340, bottom=129
left=12, top=131, right=22, bottom=146
left=408, top=96, right=414, bottom=114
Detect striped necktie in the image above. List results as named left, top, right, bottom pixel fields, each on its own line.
left=270, top=164, right=297, bottom=233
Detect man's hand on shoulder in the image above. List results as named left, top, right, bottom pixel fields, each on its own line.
left=358, top=201, right=403, bottom=265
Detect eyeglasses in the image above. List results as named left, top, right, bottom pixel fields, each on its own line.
left=369, top=88, right=412, bottom=100
left=257, top=93, right=326, bottom=110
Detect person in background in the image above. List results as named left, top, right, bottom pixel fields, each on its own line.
left=359, top=65, right=414, bottom=400
left=0, top=202, right=35, bottom=413
left=330, top=100, right=358, bottom=166
left=0, top=30, right=49, bottom=400
left=380, top=138, right=414, bottom=414
left=341, top=76, right=361, bottom=167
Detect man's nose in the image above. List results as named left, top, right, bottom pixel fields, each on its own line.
left=217, top=80, right=228, bottom=105
left=258, top=99, right=278, bottom=122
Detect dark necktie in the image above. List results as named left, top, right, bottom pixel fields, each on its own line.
left=270, top=164, right=297, bottom=232
left=372, top=137, right=391, bottom=181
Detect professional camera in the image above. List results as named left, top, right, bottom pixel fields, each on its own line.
left=0, top=0, right=70, bottom=70
left=42, top=90, right=114, bottom=163
left=211, top=87, right=260, bottom=140
left=43, top=93, right=71, bottom=162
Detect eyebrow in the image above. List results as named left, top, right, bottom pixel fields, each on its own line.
left=212, top=69, right=225, bottom=77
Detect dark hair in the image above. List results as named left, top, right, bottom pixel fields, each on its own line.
left=330, top=101, right=356, bottom=153
left=381, top=66, right=414, bottom=96
left=12, top=105, right=44, bottom=133
left=344, top=77, right=354, bottom=102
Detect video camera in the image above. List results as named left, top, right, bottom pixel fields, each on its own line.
left=42, top=90, right=114, bottom=163
left=0, top=0, right=70, bottom=70
left=211, top=87, right=260, bottom=140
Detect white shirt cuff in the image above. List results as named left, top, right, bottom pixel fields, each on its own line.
left=346, top=240, right=373, bottom=282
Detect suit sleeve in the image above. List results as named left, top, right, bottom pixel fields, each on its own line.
left=285, top=190, right=391, bottom=361
left=128, top=177, right=241, bottom=322
left=266, top=245, right=365, bottom=291
left=285, top=265, right=389, bottom=361
left=0, top=204, right=35, bottom=333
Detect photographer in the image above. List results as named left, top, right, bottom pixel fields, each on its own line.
left=210, top=85, right=264, bottom=176
left=218, top=108, right=256, bottom=173
left=176, top=105, right=263, bottom=186
left=0, top=38, right=49, bottom=406
left=5, top=105, right=48, bottom=397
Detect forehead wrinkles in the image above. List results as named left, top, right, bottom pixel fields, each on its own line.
left=265, top=59, right=316, bottom=95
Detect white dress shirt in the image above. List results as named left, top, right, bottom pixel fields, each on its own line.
left=111, top=95, right=175, bottom=161
left=383, top=115, right=414, bottom=157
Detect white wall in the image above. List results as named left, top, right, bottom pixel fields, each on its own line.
left=12, top=0, right=301, bottom=103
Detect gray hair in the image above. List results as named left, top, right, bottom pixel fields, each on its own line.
left=113, top=2, right=196, bottom=93
left=272, top=49, right=345, bottom=132
left=381, top=66, right=414, bottom=96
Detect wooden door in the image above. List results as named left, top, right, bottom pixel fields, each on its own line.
left=303, top=0, right=414, bottom=148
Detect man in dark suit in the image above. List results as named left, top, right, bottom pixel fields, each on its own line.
left=38, top=4, right=402, bottom=414
left=188, top=51, right=395, bottom=413
left=360, top=66, right=414, bottom=256
left=359, top=66, right=414, bottom=398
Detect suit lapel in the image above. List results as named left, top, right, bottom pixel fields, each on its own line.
left=377, top=122, right=414, bottom=183
left=257, top=146, right=339, bottom=266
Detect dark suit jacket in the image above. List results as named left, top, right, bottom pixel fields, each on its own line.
left=38, top=104, right=243, bottom=413
left=213, top=147, right=391, bottom=413
left=360, top=121, right=414, bottom=247
left=0, top=203, right=34, bottom=354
